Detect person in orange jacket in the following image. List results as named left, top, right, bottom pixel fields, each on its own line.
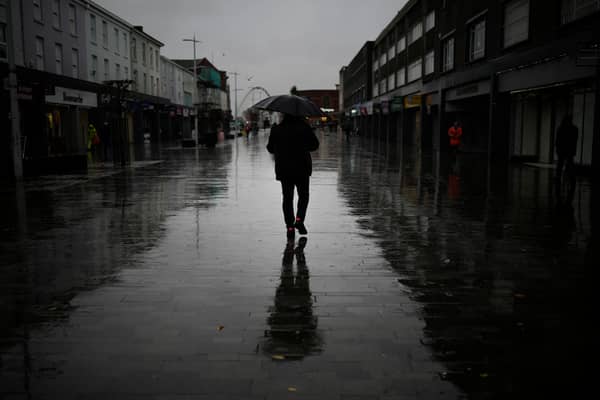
left=448, top=121, right=462, bottom=172
left=448, top=120, right=463, bottom=149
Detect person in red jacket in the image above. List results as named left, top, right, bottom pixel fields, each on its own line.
left=448, top=121, right=463, bottom=172
left=448, top=120, right=463, bottom=149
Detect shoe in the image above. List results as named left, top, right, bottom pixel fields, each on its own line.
left=294, top=218, right=307, bottom=235
left=286, top=227, right=295, bottom=239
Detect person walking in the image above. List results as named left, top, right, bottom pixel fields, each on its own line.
left=555, top=114, right=578, bottom=202
left=267, top=113, right=320, bottom=239
left=448, top=120, right=462, bottom=172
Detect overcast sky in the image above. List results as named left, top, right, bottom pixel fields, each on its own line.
left=95, top=0, right=407, bottom=106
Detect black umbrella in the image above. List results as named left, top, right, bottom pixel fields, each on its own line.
left=251, top=94, right=324, bottom=117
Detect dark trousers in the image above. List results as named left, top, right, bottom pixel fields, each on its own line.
left=280, top=176, right=310, bottom=228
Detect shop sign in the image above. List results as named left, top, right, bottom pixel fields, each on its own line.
left=381, top=101, right=390, bottom=115
left=446, top=80, right=490, bottom=101
left=183, top=108, right=190, bottom=117
left=17, top=85, right=33, bottom=101
left=391, top=96, right=403, bottom=112
left=45, top=86, right=97, bottom=107
left=403, top=94, right=421, bottom=109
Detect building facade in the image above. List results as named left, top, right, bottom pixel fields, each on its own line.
left=84, top=1, right=131, bottom=83
left=342, top=0, right=600, bottom=171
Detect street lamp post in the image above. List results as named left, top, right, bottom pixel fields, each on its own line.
left=183, top=35, right=202, bottom=147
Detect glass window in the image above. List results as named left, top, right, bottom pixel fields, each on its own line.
left=150, top=46, right=153, bottom=69
left=380, top=52, right=387, bottom=66
left=133, top=69, right=138, bottom=90
left=103, top=58, right=109, bottom=80
left=35, top=36, right=44, bottom=70
left=373, top=82, right=379, bottom=97
left=54, top=43, right=62, bottom=73
left=443, top=37, right=454, bottom=72
left=68, top=4, right=76, bottom=35
left=373, top=58, right=379, bottom=72
left=90, top=14, right=96, bottom=42
left=71, top=48, right=78, bottom=78
left=33, top=0, right=43, bottom=22
left=131, top=37, right=137, bottom=60
left=155, top=50, right=159, bottom=70
left=561, top=0, right=600, bottom=24
left=52, top=0, right=60, bottom=28
left=114, top=28, right=119, bottom=53
left=380, top=79, right=387, bottom=94
left=398, top=36, right=406, bottom=52
left=91, top=54, right=97, bottom=80
left=504, top=0, right=529, bottom=47
left=397, top=67, right=406, bottom=86
left=142, top=42, right=146, bottom=65
left=124, top=66, right=128, bottom=79
left=425, top=50, right=435, bottom=75
left=388, top=44, right=396, bottom=61
left=116, top=63, right=120, bottom=79
left=425, top=11, right=435, bottom=31
left=408, top=22, right=422, bottom=44
left=407, top=58, right=422, bottom=82
left=143, top=72, right=147, bottom=92
left=469, top=19, right=486, bottom=61
left=0, top=4, right=7, bottom=60
left=388, top=74, right=395, bottom=90
left=102, top=21, right=108, bottom=47
left=123, top=32, right=128, bottom=56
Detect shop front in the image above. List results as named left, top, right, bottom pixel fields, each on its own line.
left=40, top=86, right=98, bottom=172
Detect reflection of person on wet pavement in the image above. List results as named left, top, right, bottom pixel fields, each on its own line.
left=267, top=113, right=319, bottom=239
left=555, top=115, right=578, bottom=203
left=264, top=238, right=321, bottom=359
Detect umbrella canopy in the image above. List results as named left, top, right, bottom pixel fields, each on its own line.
left=251, top=94, right=324, bottom=117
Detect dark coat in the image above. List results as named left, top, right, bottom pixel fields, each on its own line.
left=556, top=121, right=578, bottom=157
left=266, top=117, right=319, bottom=181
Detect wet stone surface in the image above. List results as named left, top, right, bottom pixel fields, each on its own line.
left=0, top=131, right=595, bottom=399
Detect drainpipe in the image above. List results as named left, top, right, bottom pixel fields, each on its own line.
left=7, top=0, right=23, bottom=180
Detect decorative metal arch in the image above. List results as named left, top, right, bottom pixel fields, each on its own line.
left=238, top=86, right=271, bottom=113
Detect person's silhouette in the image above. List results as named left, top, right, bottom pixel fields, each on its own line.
left=555, top=115, right=578, bottom=204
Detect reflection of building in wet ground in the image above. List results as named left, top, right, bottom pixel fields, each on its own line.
left=338, top=138, right=594, bottom=397
left=0, top=144, right=233, bottom=369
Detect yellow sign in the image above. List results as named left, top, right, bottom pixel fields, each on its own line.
left=403, top=94, right=421, bottom=109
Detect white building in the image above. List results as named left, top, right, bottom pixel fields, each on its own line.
left=160, top=56, right=195, bottom=107
left=10, top=0, right=88, bottom=79
left=130, top=25, right=163, bottom=96
left=84, top=1, right=131, bottom=83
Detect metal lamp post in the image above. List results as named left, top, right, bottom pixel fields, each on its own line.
left=183, top=35, right=202, bottom=146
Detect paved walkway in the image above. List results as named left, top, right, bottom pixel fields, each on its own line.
left=0, top=131, right=595, bottom=399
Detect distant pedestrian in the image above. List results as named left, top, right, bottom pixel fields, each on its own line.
left=267, top=113, right=320, bottom=240
left=342, top=117, right=352, bottom=140
left=555, top=114, right=578, bottom=202
left=448, top=120, right=462, bottom=171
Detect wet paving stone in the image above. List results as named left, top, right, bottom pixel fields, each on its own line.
left=0, top=131, right=595, bottom=399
